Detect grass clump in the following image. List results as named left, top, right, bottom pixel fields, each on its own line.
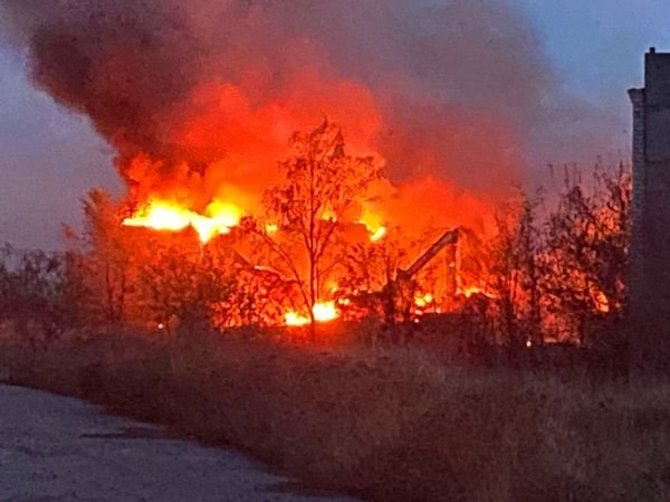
left=1, top=332, right=669, bottom=502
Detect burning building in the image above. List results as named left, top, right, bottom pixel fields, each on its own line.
left=7, top=1, right=614, bottom=336
left=628, top=48, right=670, bottom=374
left=1, top=1, right=517, bottom=329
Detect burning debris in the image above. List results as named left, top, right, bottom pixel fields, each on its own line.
left=284, top=301, right=339, bottom=327
left=78, top=121, right=495, bottom=333
left=122, top=199, right=243, bottom=243
left=0, top=1, right=630, bottom=347
left=0, top=0, right=534, bottom=331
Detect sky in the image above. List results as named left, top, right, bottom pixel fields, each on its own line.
left=0, top=0, right=669, bottom=250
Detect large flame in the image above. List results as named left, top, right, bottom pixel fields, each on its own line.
left=359, top=206, right=387, bottom=242
left=284, top=301, right=340, bottom=327
left=122, top=199, right=242, bottom=243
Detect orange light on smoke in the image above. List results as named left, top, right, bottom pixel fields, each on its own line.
left=122, top=199, right=242, bottom=243
left=284, top=301, right=340, bottom=326
left=205, top=200, right=243, bottom=227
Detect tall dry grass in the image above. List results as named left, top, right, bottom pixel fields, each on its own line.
left=1, top=331, right=669, bottom=502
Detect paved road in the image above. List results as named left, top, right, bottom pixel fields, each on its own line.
left=0, top=385, right=355, bottom=502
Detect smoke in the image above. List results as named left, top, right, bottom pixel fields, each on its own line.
left=1, top=0, right=609, bottom=231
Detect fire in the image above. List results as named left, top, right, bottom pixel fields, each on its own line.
left=284, top=312, right=311, bottom=327
left=457, top=286, right=496, bottom=299
left=122, top=201, right=192, bottom=232
left=359, top=208, right=387, bottom=242
left=369, top=226, right=387, bottom=242
left=313, top=301, right=339, bottom=322
left=284, top=301, right=340, bottom=326
left=123, top=199, right=242, bottom=243
left=321, top=207, right=337, bottom=222
left=592, top=289, right=610, bottom=313
left=414, top=292, right=434, bottom=308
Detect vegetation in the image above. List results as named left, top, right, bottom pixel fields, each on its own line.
left=483, top=164, right=631, bottom=356
left=0, top=124, right=632, bottom=353
left=1, top=335, right=669, bottom=502
left=0, top=123, right=639, bottom=501
left=245, top=121, right=381, bottom=332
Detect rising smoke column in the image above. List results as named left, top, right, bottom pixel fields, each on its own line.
left=1, top=0, right=589, bottom=231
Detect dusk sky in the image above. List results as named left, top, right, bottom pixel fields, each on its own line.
left=1, top=0, right=669, bottom=250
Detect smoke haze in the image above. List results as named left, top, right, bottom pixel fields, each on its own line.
left=0, top=0, right=622, bottom=234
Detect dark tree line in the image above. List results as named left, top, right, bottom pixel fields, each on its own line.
left=485, top=163, right=631, bottom=357
left=0, top=123, right=632, bottom=358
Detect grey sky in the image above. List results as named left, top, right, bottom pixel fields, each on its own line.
left=523, top=0, right=670, bottom=109
left=0, top=48, right=120, bottom=249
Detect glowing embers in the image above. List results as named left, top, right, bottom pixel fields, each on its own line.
left=457, top=286, right=497, bottom=299
left=284, top=301, right=340, bottom=326
left=592, top=289, right=610, bottom=313
left=122, top=199, right=242, bottom=243
left=414, top=292, right=434, bottom=308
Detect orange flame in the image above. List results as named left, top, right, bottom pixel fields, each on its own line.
left=284, top=301, right=340, bottom=326
left=283, top=312, right=311, bottom=327
left=122, top=199, right=242, bottom=243
left=359, top=207, right=387, bottom=242
left=414, top=292, right=434, bottom=308
left=457, top=286, right=497, bottom=299
left=592, top=289, right=610, bottom=313
left=313, top=301, right=339, bottom=322
left=369, top=226, right=387, bottom=242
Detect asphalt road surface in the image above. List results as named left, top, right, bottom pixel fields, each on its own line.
left=0, top=385, right=356, bottom=502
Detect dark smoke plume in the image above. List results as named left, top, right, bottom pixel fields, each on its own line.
left=0, top=0, right=617, bottom=207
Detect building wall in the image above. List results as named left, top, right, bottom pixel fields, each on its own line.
left=629, top=49, right=670, bottom=373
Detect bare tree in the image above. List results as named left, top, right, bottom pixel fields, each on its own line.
left=138, top=238, right=237, bottom=338
left=489, top=192, right=542, bottom=353
left=78, top=189, right=135, bottom=326
left=0, top=245, right=83, bottom=351
left=338, top=236, right=407, bottom=323
left=538, top=164, right=631, bottom=345
left=245, top=120, right=382, bottom=336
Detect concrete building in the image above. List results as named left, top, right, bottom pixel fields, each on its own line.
left=628, top=48, right=670, bottom=374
